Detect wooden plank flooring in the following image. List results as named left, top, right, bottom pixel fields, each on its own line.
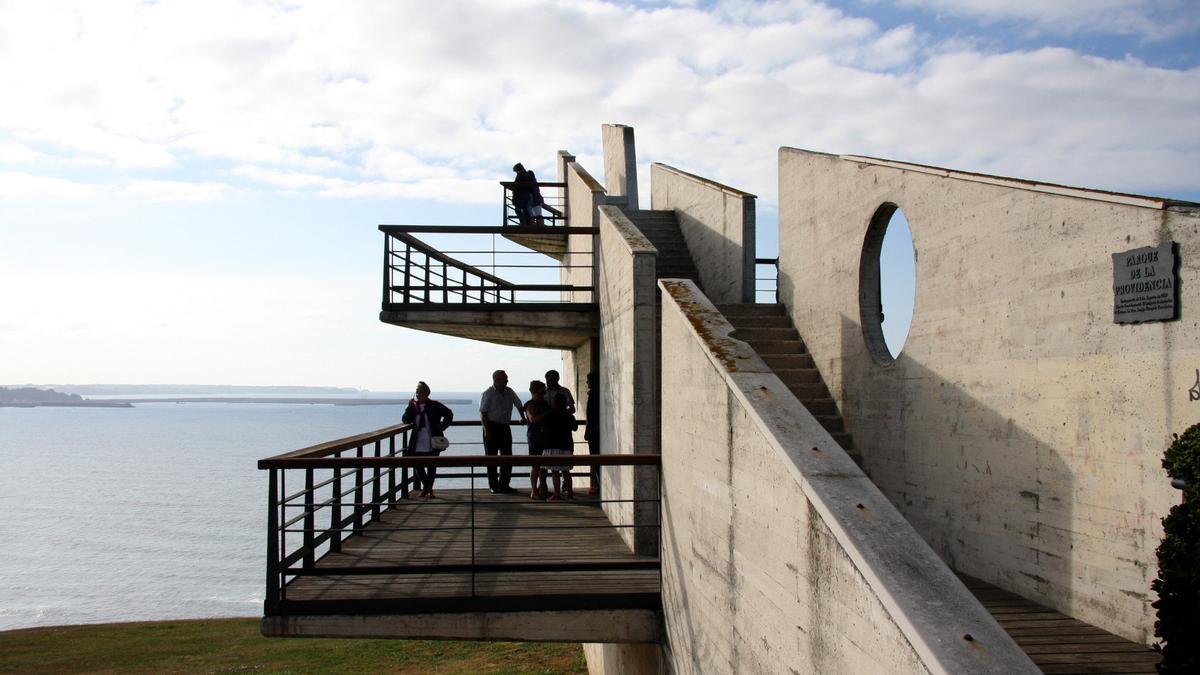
left=282, top=489, right=659, bottom=609
left=958, top=574, right=1161, bottom=674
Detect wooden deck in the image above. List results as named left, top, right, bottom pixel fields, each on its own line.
left=959, top=574, right=1162, bottom=674
left=276, top=489, right=660, bottom=616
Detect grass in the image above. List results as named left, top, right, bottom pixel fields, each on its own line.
left=0, top=618, right=588, bottom=674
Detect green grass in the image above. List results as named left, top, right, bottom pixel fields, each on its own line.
left=0, top=618, right=588, bottom=674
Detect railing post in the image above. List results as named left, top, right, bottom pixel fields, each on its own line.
left=303, top=468, right=315, bottom=568
left=373, top=440, right=382, bottom=520
left=388, top=434, right=396, bottom=503
left=470, top=458, right=477, bottom=598
left=402, top=242, right=412, bottom=304
left=442, top=261, right=448, bottom=304
left=401, top=429, right=410, bottom=500
left=355, top=444, right=365, bottom=530
left=382, top=234, right=388, bottom=307
left=330, top=455, right=342, bottom=553
left=265, top=468, right=280, bottom=614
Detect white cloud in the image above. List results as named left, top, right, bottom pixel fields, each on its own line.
left=0, top=172, right=96, bottom=199
left=0, top=0, right=1195, bottom=204
left=892, top=0, right=1200, bottom=40
left=122, top=179, right=234, bottom=202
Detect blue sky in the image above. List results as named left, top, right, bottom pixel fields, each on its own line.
left=1, top=0, right=1197, bottom=391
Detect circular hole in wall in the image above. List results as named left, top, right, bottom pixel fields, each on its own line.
left=859, top=204, right=916, bottom=364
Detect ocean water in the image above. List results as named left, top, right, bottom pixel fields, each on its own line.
left=0, top=396, right=485, bottom=631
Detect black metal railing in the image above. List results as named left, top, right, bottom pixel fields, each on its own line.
left=381, top=225, right=597, bottom=308
left=501, top=181, right=566, bottom=227
left=755, top=257, right=779, bottom=304
left=259, top=420, right=661, bottom=616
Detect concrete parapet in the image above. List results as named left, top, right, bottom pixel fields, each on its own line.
left=778, top=147, right=1200, bottom=642
left=656, top=278, right=1036, bottom=675
left=603, top=124, right=639, bottom=209
left=650, top=163, right=756, bottom=303
left=599, top=205, right=659, bottom=555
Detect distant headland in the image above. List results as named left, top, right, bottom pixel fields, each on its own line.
left=0, top=385, right=471, bottom=408
left=0, top=387, right=131, bottom=408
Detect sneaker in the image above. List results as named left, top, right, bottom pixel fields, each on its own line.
left=546, top=495, right=561, bottom=502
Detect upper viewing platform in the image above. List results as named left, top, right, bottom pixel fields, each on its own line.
left=378, top=178, right=600, bottom=349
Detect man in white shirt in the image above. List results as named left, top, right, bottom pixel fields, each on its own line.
left=480, top=369, right=527, bottom=493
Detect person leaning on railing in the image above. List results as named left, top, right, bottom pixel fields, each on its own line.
left=511, top=163, right=535, bottom=226
left=402, top=381, right=454, bottom=499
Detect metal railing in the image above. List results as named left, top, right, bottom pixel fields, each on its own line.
left=259, top=420, right=661, bottom=615
left=755, top=257, right=779, bottom=304
left=501, top=181, right=566, bottom=227
left=381, top=225, right=597, bottom=308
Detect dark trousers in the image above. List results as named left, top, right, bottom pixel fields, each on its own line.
left=415, top=464, right=437, bottom=491
left=483, top=421, right=513, bottom=490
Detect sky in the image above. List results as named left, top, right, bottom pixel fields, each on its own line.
left=0, top=0, right=1197, bottom=392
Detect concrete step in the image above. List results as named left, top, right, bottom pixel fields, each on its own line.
left=761, top=353, right=815, bottom=369
left=775, top=368, right=824, bottom=386
left=717, top=303, right=786, bottom=317
left=798, top=398, right=838, bottom=416
left=727, top=315, right=792, bottom=329
left=816, top=415, right=844, bottom=433
left=782, top=381, right=829, bottom=399
left=732, top=327, right=799, bottom=342
left=743, top=339, right=807, bottom=355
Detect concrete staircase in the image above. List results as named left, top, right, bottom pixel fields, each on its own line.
left=623, top=209, right=701, bottom=285
left=717, top=303, right=857, bottom=460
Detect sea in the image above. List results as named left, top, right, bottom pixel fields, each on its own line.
left=0, top=394, right=486, bottom=632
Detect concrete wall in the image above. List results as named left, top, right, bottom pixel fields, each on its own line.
left=563, top=159, right=605, bottom=303
left=603, top=124, right=639, bottom=210
left=778, top=147, right=1200, bottom=643
left=650, top=163, right=756, bottom=304
left=657, top=279, right=1035, bottom=675
left=598, top=205, right=659, bottom=554
left=582, top=643, right=662, bottom=675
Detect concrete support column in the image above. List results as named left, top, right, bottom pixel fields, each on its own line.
left=602, top=124, right=638, bottom=210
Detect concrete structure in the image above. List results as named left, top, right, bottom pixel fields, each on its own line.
left=363, top=125, right=1196, bottom=672
left=777, top=148, right=1200, bottom=644
left=650, top=163, right=757, bottom=304
left=652, top=279, right=1035, bottom=674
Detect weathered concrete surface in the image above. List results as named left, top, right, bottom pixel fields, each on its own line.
left=778, top=147, right=1200, bottom=643
left=650, top=163, right=756, bottom=304
left=603, top=124, right=639, bottom=209
left=262, top=609, right=659, bottom=643
left=379, top=308, right=596, bottom=349
left=598, top=205, right=659, bottom=555
left=658, top=279, right=1037, bottom=675
left=583, top=643, right=663, bottom=675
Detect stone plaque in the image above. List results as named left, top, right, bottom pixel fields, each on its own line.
left=1113, top=242, right=1177, bottom=324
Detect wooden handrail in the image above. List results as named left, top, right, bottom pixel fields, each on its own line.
left=499, top=181, right=566, bottom=189
left=379, top=225, right=598, bottom=235
left=260, top=452, right=658, bottom=470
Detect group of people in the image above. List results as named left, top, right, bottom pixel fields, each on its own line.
left=510, top=163, right=546, bottom=226
left=401, top=368, right=600, bottom=500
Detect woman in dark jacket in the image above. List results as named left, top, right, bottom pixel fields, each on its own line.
left=402, top=381, right=454, bottom=498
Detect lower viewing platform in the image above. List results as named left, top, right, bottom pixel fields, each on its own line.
left=259, top=423, right=661, bottom=643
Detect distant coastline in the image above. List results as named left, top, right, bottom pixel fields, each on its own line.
left=1, top=384, right=475, bottom=408
left=92, top=397, right=472, bottom=406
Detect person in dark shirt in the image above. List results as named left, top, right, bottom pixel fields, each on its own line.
left=524, top=380, right=550, bottom=500
left=542, top=395, right=577, bottom=501
left=511, top=163, right=535, bottom=226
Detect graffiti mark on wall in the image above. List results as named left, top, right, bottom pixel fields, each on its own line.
left=1190, top=369, right=1200, bottom=402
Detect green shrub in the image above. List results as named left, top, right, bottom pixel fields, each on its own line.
left=1152, top=423, right=1200, bottom=674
